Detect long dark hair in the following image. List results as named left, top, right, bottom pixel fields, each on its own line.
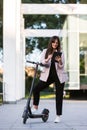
left=45, top=36, right=61, bottom=59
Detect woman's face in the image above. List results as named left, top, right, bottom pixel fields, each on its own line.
left=52, top=39, right=58, bottom=50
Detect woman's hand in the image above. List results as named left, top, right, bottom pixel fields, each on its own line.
left=45, top=54, right=53, bottom=62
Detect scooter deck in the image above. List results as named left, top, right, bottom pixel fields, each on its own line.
left=28, top=113, right=45, bottom=118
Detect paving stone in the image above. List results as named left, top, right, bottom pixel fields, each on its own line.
left=0, top=99, right=87, bottom=130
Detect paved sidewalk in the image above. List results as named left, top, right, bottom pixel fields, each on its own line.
left=0, top=99, right=87, bottom=130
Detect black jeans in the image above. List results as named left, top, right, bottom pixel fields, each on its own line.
left=33, top=71, right=65, bottom=116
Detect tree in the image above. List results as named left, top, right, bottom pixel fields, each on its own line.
left=24, top=14, right=66, bottom=54
left=22, top=0, right=87, bottom=4
left=0, top=0, right=3, bottom=48
left=22, top=0, right=87, bottom=54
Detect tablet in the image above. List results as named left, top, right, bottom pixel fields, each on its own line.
left=53, top=52, right=62, bottom=57
left=52, top=52, right=62, bottom=62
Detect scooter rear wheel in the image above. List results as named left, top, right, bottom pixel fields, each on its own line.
left=42, top=108, right=49, bottom=122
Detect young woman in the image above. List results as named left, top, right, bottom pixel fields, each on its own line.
left=31, top=36, right=68, bottom=123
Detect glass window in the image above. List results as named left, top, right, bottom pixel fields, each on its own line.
left=0, top=0, right=3, bottom=101
left=80, top=33, right=87, bottom=89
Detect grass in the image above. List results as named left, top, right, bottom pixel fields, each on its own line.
left=40, top=92, right=55, bottom=99
left=25, top=92, right=70, bottom=99
left=0, top=96, right=3, bottom=105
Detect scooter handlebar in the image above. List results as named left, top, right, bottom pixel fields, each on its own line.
left=26, top=61, right=49, bottom=68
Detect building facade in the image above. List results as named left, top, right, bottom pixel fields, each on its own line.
left=0, top=0, right=87, bottom=102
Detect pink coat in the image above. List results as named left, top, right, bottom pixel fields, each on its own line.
left=40, top=49, right=68, bottom=83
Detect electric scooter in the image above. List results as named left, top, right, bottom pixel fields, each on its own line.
left=22, top=61, right=49, bottom=124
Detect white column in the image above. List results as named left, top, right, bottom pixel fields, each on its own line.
left=20, top=9, right=25, bottom=99
left=3, top=0, right=25, bottom=102
left=68, top=15, right=80, bottom=90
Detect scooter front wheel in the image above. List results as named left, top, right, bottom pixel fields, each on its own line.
left=22, top=109, right=28, bottom=124
left=23, top=116, right=27, bottom=124
left=42, top=108, right=49, bottom=122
